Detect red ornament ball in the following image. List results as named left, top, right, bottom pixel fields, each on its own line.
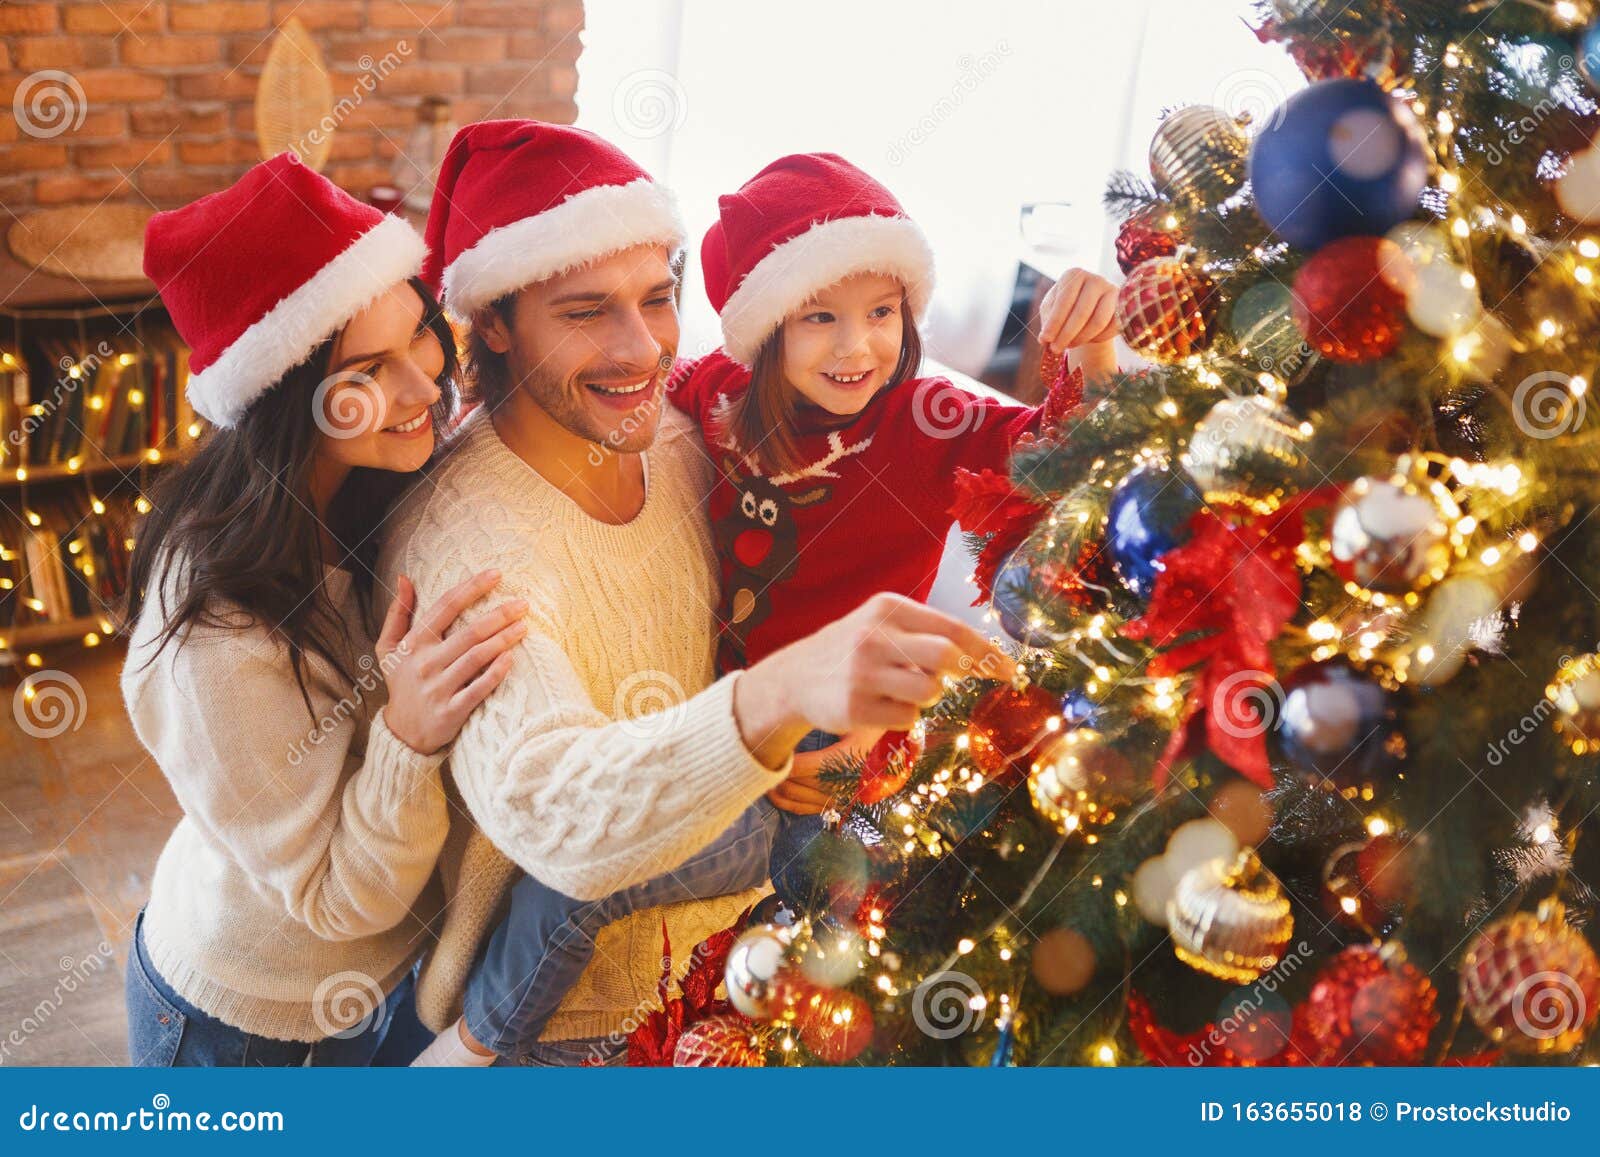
left=672, top=1015, right=768, bottom=1067
left=856, top=729, right=925, bottom=805
left=1115, top=211, right=1181, bottom=274
left=967, top=682, right=1061, bottom=781
left=1299, top=944, right=1438, bottom=1065
left=1355, top=834, right=1412, bottom=913
left=1291, top=236, right=1409, bottom=362
left=1459, top=902, right=1600, bottom=1055
left=1116, top=254, right=1219, bottom=362
left=795, top=987, right=875, bottom=1064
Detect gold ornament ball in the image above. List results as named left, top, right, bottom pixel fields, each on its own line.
left=1184, top=395, right=1307, bottom=511
left=1149, top=105, right=1250, bottom=207
left=1026, top=727, right=1134, bottom=833
left=1168, top=849, right=1295, bottom=984
left=1031, top=928, right=1098, bottom=996
left=1549, top=654, right=1600, bottom=754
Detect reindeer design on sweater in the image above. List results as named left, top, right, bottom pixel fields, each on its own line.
left=713, top=421, right=874, bottom=669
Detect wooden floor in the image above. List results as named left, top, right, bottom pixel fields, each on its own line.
left=1, top=643, right=177, bottom=1066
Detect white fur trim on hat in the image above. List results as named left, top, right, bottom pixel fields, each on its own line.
left=719, top=213, right=935, bottom=367
left=441, top=178, right=685, bottom=317
left=185, top=214, right=428, bottom=428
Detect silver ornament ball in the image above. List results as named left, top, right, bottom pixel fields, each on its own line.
left=724, top=923, right=798, bottom=1021
left=1329, top=475, right=1457, bottom=593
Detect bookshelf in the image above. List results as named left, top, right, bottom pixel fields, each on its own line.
left=1, top=296, right=200, bottom=667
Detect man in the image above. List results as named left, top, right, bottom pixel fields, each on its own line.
left=378, top=120, right=1008, bottom=1065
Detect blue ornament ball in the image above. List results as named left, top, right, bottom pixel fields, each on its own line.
left=1249, top=78, right=1428, bottom=250
left=1060, top=689, right=1098, bottom=729
left=1274, top=660, right=1400, bottom=787
left=993, top=548, right=1069, bottom=648
left=1579, top=23, right=1600, bottom=90
left=1106, top=460, right=1204, bottom=601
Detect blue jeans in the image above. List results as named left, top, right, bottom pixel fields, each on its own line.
left=125, top=908, right=428, bottom=1066
left=462, top=800, right=779, bottom=1061
left=767, top=728, right=840, bottom=910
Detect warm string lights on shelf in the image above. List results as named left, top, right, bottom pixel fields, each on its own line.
left=2, top=299, right=194, bottom=663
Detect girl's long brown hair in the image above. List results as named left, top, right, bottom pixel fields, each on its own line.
left=126, top=277, right=459, bottom=714
left=717, top=294, right=923, bottom=476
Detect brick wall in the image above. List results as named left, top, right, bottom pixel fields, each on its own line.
left=0, top=1, right=583, bottom=215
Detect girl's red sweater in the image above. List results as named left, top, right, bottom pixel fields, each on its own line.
left=668, top=351, right=1067, bottom=672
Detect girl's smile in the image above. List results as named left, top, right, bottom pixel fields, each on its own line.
left=781, top=272, right=906, bottom=417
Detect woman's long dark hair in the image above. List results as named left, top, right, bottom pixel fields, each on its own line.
left=126, top=277, right=459, bottom=711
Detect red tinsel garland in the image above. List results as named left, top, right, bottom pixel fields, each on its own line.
left=949, top=467, right=1048, bottom=605
left=1121, top=489, right=1336, bottom=788
left=948, top=362, right=1087, bottom=604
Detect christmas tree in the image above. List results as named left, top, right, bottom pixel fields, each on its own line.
left=669, top=0, right=1600, bottom=1069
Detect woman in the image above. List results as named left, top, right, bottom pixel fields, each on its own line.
left=121, top=153, right=524, bottom=1066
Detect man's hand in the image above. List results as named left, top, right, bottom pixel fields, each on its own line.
left=733, top=593, right=1015, bottom=771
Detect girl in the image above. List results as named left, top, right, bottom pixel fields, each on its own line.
left=122, top=154, right=524, bottom=1066
left=669, top=152, right=1120, bottom=906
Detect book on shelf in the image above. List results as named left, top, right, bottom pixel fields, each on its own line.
left=1, top=321, right=197, bottom=475
left=1, top=491, right=136, bottom=637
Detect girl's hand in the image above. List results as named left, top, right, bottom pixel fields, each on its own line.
left=1040, top=267, right=1120, bottom=354
left=765, top=729, right=886, bottom=815
left=376, top=570, right=529, bottom=756
left=767, top=770, right=830, bottom=815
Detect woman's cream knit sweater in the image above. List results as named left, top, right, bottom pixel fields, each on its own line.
left=379, top=405, right=783, bottom=1042
left=123, top=566, right=450, bottom=1042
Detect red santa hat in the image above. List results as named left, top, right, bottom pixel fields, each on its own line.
left=422, top=119, right=685, bottom=316
left=143, top=152, right=427, bottom=428
left=703, top=152, right=935, bottom=367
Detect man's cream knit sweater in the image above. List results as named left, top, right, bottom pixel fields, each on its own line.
left=123, top=567, right=450, bottom=1043
left=379, top=405, right=783, bottom=1042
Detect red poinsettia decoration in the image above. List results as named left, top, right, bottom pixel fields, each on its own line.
left=949, top=467, right=1048, bottom=604
left=1121, top=489, right=1335, bottom=788
left=624, top=913, right=751, bottom=1066
left=1251, top=17, right=1404, bottom=83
